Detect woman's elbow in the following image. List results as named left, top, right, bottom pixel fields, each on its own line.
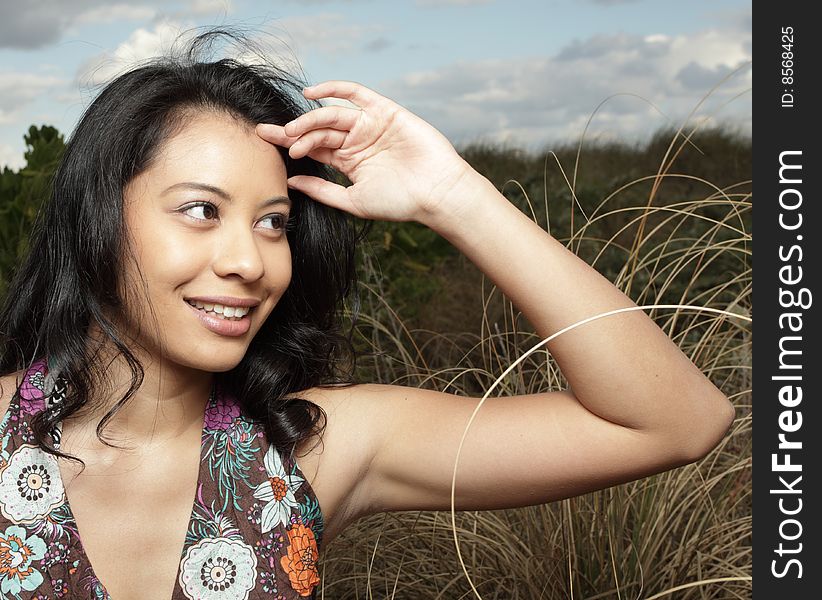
left=678, top=394, right=736, bottom=463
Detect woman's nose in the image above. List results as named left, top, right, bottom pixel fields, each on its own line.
left=211, top=228, right=265, bottom=282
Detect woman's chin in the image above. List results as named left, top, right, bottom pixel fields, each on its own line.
left=154, top=341, right=250, bottom=375
left=186, top=350, right=249, bottom=374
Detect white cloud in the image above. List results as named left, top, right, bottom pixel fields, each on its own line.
left=378, top=23, right=751, bottom=151
left=73, top=4, right=158, bottom=26
left=0, top=0, right=71, bottom=49
left=73, top=15, right=379, bottom=106
left=0, top=1, right=158, bottom=49
left=269, top=13, right=388, bottom=62
left=0, top=0, right=233, bottom=49
left=73, top=19, right=302, bottom=100
left=186, top=0, right=234, bottom=16
left=0, top=142, right=26, bottom=171
left=0, top=72, right=66, bottom=125
left=75, top=22, right=195, bottom=88
left=270, top=13, right=388, bottom=58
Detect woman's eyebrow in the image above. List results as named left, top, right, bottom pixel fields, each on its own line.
left=162, top=181, right=291, bottom=208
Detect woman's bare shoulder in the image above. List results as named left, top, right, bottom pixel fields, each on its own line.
left=290, top=382, right=385, bottom=460
left=0, top=369, right=27, bottom=417
left=290, top=382, right=400, bottom=461
left=291, top=381, right=384, bottom=412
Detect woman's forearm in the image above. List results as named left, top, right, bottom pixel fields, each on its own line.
left=420, top=167, right=735, bottom=455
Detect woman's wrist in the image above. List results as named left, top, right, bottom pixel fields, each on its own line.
left=416, top=162, right=504, bottom=236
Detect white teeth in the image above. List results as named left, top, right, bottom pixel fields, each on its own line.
left=187, top=300, right=251, bottom=319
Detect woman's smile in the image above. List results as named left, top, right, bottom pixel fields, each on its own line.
left=184, top=298, right=254, bottom=337
left=183, top=295, right=260, bottom=337
left=184, top=295, right=260, bottom=317
left=185, top=299, right=252, bottom=319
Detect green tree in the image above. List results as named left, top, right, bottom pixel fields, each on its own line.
left=0, top=125, right=65, bottom=302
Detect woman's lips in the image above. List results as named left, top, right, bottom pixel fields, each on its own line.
left=184, top=299, right=252, bottom=337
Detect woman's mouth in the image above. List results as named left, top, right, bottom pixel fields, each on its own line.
left=184, top=299, right=254, bottom=337
left=185, top=299, right=251, bottom=320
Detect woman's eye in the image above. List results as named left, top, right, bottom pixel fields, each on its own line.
left=259, top=214, right=289, bottom=232
left=183, top=202, right=218, bottom=220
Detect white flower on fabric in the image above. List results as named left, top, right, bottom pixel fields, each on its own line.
left=178, top=537, right=258, bottom=600
left=0, top=525, right=47, bottom=596
left=252, top=444, right=304, bottom=533
left=0, top=445, right=65, bottom=524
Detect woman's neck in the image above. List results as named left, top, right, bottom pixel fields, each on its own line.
left=64, top=336, right=215, bottom=448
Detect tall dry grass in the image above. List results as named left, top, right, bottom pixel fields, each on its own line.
left=316, top=122, right=752, bottom=599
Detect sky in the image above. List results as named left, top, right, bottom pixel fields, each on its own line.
left=0, top=0, right=752, bottom=170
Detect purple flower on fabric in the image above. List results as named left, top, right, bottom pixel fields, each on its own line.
left=204, top=390, right=241, bottom=431
left=19, top=396, right=45, bottom=416
left=254, top=530, right=286, bottom=569
left=19, top=359, right=48, bottom=414
left=43, top=541, right=69, bottom=568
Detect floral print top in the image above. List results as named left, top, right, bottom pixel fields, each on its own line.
left=0, top=358, right=324, bottom=600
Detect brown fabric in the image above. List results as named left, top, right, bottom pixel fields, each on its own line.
left=0, top=358, right=324, bottom=599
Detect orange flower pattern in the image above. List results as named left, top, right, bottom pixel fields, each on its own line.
left=280, top=523, right=320, bottom=597
left=269, top=476, right=288, bottom=501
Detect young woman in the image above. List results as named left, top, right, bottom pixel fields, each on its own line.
left=0, top=32, right=734, bottom=600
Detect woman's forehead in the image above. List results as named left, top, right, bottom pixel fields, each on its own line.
left=161, top=112, right=276, bottom=163
left=138, top=111, right=288, bottom=194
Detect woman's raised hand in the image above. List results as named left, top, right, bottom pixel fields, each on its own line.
left=255, top=80, right=475, bottom=224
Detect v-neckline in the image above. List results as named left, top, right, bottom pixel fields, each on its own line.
left=50, top=373, right=218, bottom=600
left=5, top=358, right=327, bottom=599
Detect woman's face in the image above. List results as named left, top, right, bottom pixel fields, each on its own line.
left=118, top=110, right=292, bottom=373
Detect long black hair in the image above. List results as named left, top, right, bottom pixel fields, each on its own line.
left=0, top=28, right=371, bottom=465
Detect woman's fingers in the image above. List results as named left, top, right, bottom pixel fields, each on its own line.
left=256, top=123, right=297, bottom=147
left=256, top=123, right=346, bottom=156
left=286, top=176, right=359, bottom=215
left=284, top=105, right=361, bottom=137
left=288, top=128, right=348, bottom=159
left=302, top=80, right=385, bottom=110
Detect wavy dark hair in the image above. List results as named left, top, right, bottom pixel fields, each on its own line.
left=0, top=28, right=371, bottom=467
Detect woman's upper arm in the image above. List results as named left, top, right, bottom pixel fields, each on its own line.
left=348, top=383, right=732, bottom=517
